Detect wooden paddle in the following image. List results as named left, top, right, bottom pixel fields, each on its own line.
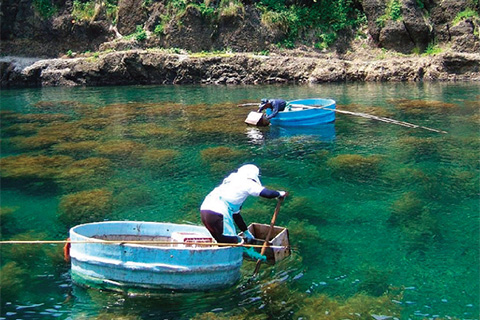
left=252, top=194, right=286, bottom=277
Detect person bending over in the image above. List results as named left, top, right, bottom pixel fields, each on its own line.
left=200, top=164, right=286, bottom=244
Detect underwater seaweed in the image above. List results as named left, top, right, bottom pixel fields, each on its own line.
left=58, top=189, right=113, bottom=227
left=0, top=154, right=74, bottom=180
left=113, top=186, right=155, bottom=211
left=37, top=122, right=101, bottom=141
left=2, top=231, right=49, bottom=266
left=327, top=154, right=383, bottom=181
left=340, top=103, right=395, bottom=118
left=16, top=113, right=72, bottom=123
left=10, top=134, right=62, bottom=150
left=2, top=123, right=41, bottom=136
left=10, top=122, right=101, bottom=151
left=388, top=192, right=441, bottom=251
left=388, top=192, right=426, bottom=226
left=56, top=157, right=115, bottom=191
left=200, top=146, right=246, bottom=163
left=389, top=98, right=457, bottom=115
left=397, top=136, right=441, bottom=162
left=357, top=267, right=392, bottom=297
left=0, top=262, right=28, bottom=302
left=141, top=149, right=180, bottom=171
left=75, top=117, right=111, bottom=130
left=53, top=140, right=101, bottom=158
left=0, top=206, right=19, bottom=238
left=294, top=292, right=402, bottom=320
left=95, top=140, right=147, bottom=163
left=281, top=196, right=328, bottom=226
left=126, top=123, right=178, bottom=139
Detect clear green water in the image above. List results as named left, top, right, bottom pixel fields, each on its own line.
left=0, top=83, right=478, bottom=320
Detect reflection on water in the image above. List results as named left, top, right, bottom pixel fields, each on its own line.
left=0, top=83, right=479, bottom=319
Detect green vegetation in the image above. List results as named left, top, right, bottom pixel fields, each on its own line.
left=376, top=0, right=403, bottom=28
left=72, top=0, right=118, bottom=22
left=32, top=0, right=57, bottom=18
left=72, top=0, right=97, bottom=21
left=452, top=8, right=479, bottom=25
left=126, top=25, right=147, bottom=41
left=258, top=0, right=365, bottom=49
left=422, top=42, right=442, bottom=55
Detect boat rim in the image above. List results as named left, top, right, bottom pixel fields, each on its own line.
left=70, top=221, right=243, bottom=250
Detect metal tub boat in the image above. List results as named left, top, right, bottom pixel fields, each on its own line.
left=266, top=98, right=336, bottom=126
left=69, top=221, right=244, bottom=292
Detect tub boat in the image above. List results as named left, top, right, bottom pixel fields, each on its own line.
left=69, top=221, right=243, bottom=292
left=245, top=98, right=336, bottom=127
left=69, top=221, right=291, bottom=292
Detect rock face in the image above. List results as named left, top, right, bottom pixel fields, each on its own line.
left=1, top=0, right=478, bottom=57
left=0, top=0, right=479, bottom=87
left=2, top=50, right=479, bottom=88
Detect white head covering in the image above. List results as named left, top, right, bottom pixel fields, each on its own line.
left=237, top=164, right=261, bottom=184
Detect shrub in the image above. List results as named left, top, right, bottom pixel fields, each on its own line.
left=32, top=0, right=57, bottom=18
left=135, top=25, right=147, bottom=41
left=453, top=8, right=479, bottom=25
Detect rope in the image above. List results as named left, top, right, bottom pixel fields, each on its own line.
left=0, top=240, right=288, bottom=250
left=288, top=104, right=448, bottom=134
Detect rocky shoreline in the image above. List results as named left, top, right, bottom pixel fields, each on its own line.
left=1, top=50, right=479, bottom=88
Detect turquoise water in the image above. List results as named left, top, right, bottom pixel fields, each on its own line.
left=0, top=83, right=478, bottom=319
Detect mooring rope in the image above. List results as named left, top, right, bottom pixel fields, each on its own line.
left=276, top=103, right=448, bottom=134
left=0, top=239, right=288, bottom=249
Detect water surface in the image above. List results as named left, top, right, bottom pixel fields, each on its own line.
left=1, top=83, right=479, bottom=319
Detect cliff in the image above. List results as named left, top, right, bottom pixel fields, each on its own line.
left=1, top=0, right=479, bottom=87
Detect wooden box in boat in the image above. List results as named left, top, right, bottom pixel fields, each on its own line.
left=246, top=223, right=291, bottom=263
left=69, top=221, right=243, bottom=292
left=245, top=111, right=270, bottom=126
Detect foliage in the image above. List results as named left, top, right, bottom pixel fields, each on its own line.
left=72, top=0, right=97, bottom=21
left=452, top=8, right=479, bottom=25
left=376, top=0, right=403, bottom=28
left=258, top=0, right=364, bottom=48
left=32, top=0, right=57, bottom=18
left=218, top=0, right=245, bottom=18
left=422, top=42, right=442, bottom=55
left=135, top=25, right=147, bottom=41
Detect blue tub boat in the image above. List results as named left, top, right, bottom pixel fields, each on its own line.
left=69, top=221, right=244, bottom=292
left=266, top=98, right=336, bottom=126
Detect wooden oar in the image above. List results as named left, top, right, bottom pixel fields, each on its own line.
left=289, top=104, right=447, bottom=134
left=237, top=102, right=259, bottom=107
left=252, top=195, right=286, bottom=277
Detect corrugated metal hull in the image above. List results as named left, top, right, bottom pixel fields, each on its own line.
left=69, top=221, right=243, bottom=292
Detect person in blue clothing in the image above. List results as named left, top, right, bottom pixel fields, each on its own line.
left=257, top=98, right=287, bottom=119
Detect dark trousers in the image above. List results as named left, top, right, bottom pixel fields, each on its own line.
left=200, top=210, right=246, bottom=244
